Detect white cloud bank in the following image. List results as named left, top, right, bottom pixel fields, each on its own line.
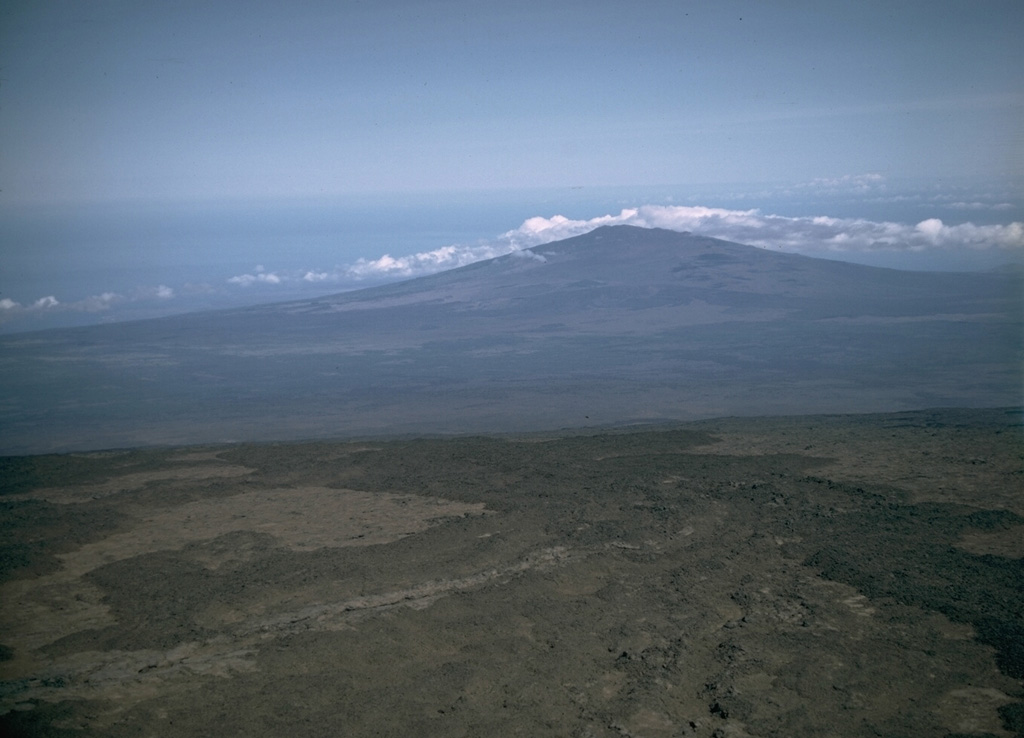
left=344, top=244, right=509, bottom=280
left=4, top=205, right=1020, bottom=333
left=497, top=206, right=1024, bottom=256
left=14, top=208, right=1017, bottom=321
left=219, top=205, right=1024, bottom=287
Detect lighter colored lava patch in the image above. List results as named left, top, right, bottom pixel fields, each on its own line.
left=935, top=687, right=1015, bottom=737
left=0, top=545, right=572, bottom=720
left=11, top=464, right=256, bottom=504
left=0, top=487, right=487, bottom=663
left=956, top=526, right=1024, bottom=558
left=842, top=594, right=876, bottom=617
left=168, top=450, right=237, bottom=462
left=104, top=486, right=487, bottom=556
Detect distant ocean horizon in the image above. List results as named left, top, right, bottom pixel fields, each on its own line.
left=2, top=178, right=1022, bottom=333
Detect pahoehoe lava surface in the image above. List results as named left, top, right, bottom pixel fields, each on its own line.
left=2, top=408, right=1022, bottom=737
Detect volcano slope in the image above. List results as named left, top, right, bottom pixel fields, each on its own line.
left=2, top=407, right=1022, bottom=737
left=1, top=226, right=1021, bottom=455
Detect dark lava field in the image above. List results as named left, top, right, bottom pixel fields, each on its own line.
left=1, top=407, right=1022, bottom=737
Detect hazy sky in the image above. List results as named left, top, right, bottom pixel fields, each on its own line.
left=2, top=0, right=1021, bottom=204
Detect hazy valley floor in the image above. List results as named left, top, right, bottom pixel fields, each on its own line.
left=1, top=408, right=1022, bottom=737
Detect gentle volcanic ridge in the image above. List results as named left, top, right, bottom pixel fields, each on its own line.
left=1, top=226, right=1020, bottom=454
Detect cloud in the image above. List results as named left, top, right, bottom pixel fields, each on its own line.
left=344, top=242, right=513, bottom=280
left=495, top=206, right=1024, bottom=257
left=121, top=284, right=175, bottom=303
left=303, top=205, right=1022, bottom=285
left=0, top=285, right=175, bottom=322
left=77, top=292, right=122, bottom=312
left=32, top=295, right=60, bottom=309
left=947, top=201, right=1015, bottom=211
left=0, top=279, right=187, bottom=330
left=11, top=203, right=1017, bottom=332
left=795, top=173, right=886, bottom=194
left=228, top=271, right=282, bottom=286
left=510, top=248, right=547, bottom=263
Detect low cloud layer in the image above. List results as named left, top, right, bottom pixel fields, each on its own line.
left=5, top=204, right=1021, bottom=332
left=499, top=206, right=1024, bottom=256
left=225, top=205, right=1024, bottom=285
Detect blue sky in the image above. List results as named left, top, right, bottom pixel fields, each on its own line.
left=2, top=0, right=1021, bottom=203
left=0, top=1, right=1022, bottom=332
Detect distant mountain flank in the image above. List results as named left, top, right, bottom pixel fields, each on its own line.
left=1, top=226, right=1020, bottom=454
left=241, top=225, right=1004, bottom=322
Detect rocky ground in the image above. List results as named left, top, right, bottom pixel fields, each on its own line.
left=1, top=407, right=1022, bottom=737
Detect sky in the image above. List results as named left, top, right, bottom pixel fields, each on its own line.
left=0, top=0, right=1022, bottom=331
left=2, top=0, right=1021, bottom=202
